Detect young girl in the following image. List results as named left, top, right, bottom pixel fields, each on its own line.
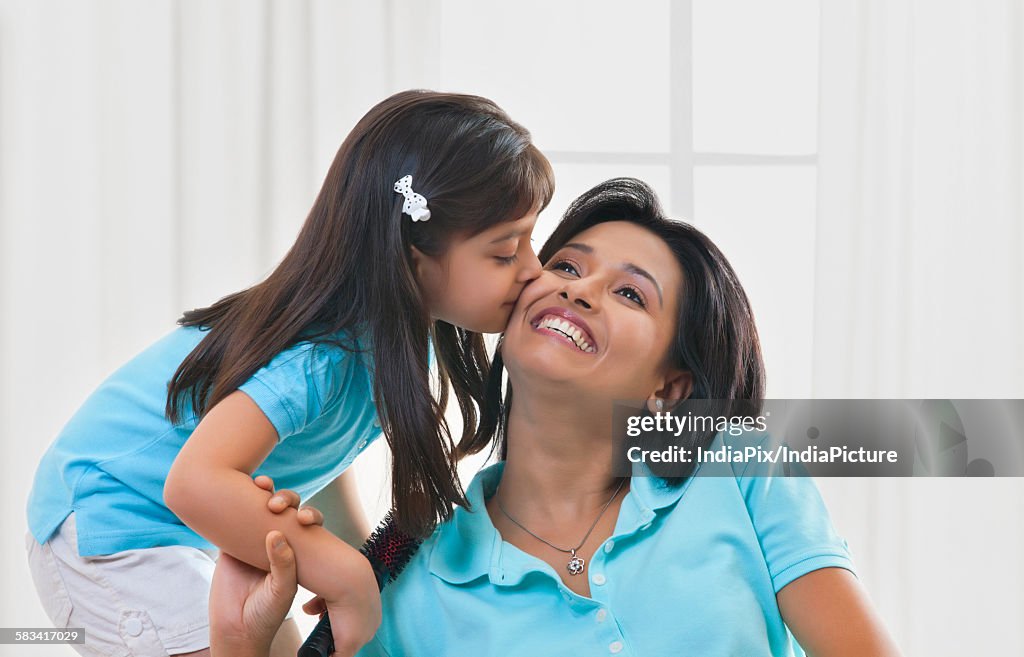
left=25, top=90, right=554, bottom=657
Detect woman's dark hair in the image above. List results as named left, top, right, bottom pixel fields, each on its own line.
left=461, top=177, right=765, bottom=477
left=166, top=90, right=554, bottom=536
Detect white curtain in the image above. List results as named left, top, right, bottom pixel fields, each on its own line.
left=815, top=0, right=1023, bottom=399
left=814, top=1, right=1024, bottom=654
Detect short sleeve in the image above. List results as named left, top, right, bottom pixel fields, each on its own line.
left=237, top=342, right=349, bottom=442
left=735, top=435, right=857, bottom=592
left=355, top=635, right=394, bottom=657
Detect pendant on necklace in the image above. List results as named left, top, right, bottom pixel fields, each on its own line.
left=567, top=549, right=585, bottom=576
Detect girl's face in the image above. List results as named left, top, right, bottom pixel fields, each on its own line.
left=414, top=211, right=542, bottom=333
left=502, top=220, right=688, bottom=401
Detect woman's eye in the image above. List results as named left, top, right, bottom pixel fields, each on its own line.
left=550, top=260, right=579, bottom=276
left=495, top=255, right=519, bottom=265
left=617, top=286, right=646, bottom=308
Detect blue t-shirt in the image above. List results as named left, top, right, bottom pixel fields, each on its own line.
left=359, top=433, right=855, bottom=657
left=27, top=326, right=382, bottom=556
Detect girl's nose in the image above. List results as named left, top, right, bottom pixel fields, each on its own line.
left=516, top=247, right=542, bottom=283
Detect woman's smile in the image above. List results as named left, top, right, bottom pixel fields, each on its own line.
left=529, top=306, right=598, bottom=353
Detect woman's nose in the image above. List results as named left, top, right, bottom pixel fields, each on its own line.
left=558, top=289, right=593, bottom=310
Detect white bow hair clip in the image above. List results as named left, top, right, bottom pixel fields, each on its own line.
left=393, top=175, right=431, bottom=222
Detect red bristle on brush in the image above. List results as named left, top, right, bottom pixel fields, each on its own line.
left=297, top=511, right=422, bottom=657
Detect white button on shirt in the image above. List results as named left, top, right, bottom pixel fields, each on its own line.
left=592, top=573, right=606, bottom=586
left=609, top=640, right=624, bottom=653
left=596, top=609, right=608, bottom=623
left=123, top=618, right=142, bottom=637
left=604, top=540, right=615, bottom=553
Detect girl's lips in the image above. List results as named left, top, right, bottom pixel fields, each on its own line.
left=529, top=306, right=598, bottom=353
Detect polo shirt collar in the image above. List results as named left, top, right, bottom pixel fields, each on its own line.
left=428, top=461, right=696, bottom=586
left=625, top=460, right=698, bottom=513
left=427, top=462, right=504, bottom=585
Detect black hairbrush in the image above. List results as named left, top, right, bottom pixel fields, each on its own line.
left=297, top=511, right=422, bottom=657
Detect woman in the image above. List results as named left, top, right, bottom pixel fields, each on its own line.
left=214, top=179, right=902, bottom=657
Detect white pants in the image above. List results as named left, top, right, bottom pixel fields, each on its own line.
left=25, top=513, right=219, bottom=657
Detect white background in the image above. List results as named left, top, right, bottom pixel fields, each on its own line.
left=1, top=1, right=1022, bottom=655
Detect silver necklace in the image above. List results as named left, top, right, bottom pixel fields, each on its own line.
left=495, top=477, right=626, bottom=576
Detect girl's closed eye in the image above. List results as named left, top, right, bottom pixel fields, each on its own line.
left=495, top=254, right=519, bottom=265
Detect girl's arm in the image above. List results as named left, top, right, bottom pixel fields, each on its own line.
left=777, top=567, right=903, bottom=657
left=164, top=390, right=360, bottom=590
left=164, top=390, right=381, bottom=656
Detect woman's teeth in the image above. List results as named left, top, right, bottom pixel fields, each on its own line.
left=535, top=316, right=595, bottom=353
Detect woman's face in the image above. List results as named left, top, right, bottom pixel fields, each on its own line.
left=502, top=221, right=686, bottom=402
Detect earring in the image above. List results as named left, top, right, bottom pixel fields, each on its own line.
left=655, top=399, right=664, bottom=412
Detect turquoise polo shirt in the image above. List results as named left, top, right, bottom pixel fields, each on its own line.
left=360, top=432, right=855, bottom=657
left=27, top=325, right=382, bottom=556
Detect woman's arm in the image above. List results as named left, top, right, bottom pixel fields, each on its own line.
left=777, top=567, right=903, bottom=657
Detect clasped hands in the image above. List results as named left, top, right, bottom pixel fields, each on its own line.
left=209, top=475, right=342, bottom=657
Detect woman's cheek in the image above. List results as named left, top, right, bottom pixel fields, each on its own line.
left=617, top=318, right=660, bottom=356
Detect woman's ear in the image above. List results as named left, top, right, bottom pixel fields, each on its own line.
left=645, top=369, right=693, bottom=413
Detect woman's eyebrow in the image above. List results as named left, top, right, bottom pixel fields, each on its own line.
left=623, top=263, right=663, bottom=307
left=563, top=242, right=663, bottom=307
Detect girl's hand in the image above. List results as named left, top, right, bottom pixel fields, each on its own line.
left=209, top=531, right=298, bottom=657
left=255, top=474, right=324, bottom=526
left=318, top=552, right=382, bottom=657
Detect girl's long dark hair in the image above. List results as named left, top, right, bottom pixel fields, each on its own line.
left=461, top=178, right=765, bottom=476
left=166, top=90, right=554, bottom=536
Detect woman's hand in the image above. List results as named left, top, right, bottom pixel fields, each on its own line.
left=255, top=474, right=325, bottom=527
left=210, top=472, right=319, bottom=656
left=209, top=531, right=299, bottom=657
left=257, top=475, right=381, bottom=657
left=257, top=475, right=329, bottom=616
